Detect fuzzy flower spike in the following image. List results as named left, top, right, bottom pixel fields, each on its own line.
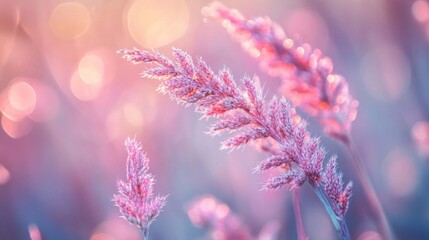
left=204, top=3, right=394, bottom=239
left=203, top=2, right=359, bottom=143
left=119, top=48, right=352, bottom=239
left=113, top=138, right=167, bottom=240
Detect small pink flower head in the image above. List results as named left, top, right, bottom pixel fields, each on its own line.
left=187, top=195, right=252, bottom=240
left=113, top=138, right=167, bottom=232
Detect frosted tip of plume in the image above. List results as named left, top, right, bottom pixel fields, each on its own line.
left=113, top=137, right=167, bottom=231
left=125, top=137, right=142, bottom=152
left=339, top=181, right=353, bottom=215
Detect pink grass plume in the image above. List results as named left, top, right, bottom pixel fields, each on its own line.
left=203, top=3, right=394, bottom=239
left=188, top=195, right=280, bottom=240
left=118, top=48, right=352, bottom=239
left=202, top=2, right=358, bottom=143
left=113, top=138, right=167, bottom=240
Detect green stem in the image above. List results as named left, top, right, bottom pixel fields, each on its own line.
left=310, top=181, right=351, bottom=240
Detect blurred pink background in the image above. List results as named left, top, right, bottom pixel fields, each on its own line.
left=0, top=0, right=429, bottom=239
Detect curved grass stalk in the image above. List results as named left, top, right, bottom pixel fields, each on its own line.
left=310, top=181, right=351, bottom=240
left=344, top=135, right=394, bottom=240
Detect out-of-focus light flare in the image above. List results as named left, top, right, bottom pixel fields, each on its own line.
left=0, top=80, right=37, bottom=121
left=49, top=2, right=91, bottom=40
left=28, top=224, right=42, bottom=240
left=357, top=231, right=382, bottom=240
left=412, top=0, right=429, bottom=23
left=412, top=0, right=429, bottom=42
left=384, top=150, right=418, bottom=197
left=71, top=54, right=106, bottom=101
left=1, top=115, right=33, bottom=139
left=8, top=82, right=36, bottom=113
left=79, top=54, right=104, bottom=85
left=412, top=121, right=429, bottom=158
left=361, top=43, right=410, bottom=101
left=0, top=164, right=10, bottom=185
left=126, top=0, right=189, bottom=48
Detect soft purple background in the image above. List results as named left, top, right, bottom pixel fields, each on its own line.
left=0, top=0, right=428, bottom=239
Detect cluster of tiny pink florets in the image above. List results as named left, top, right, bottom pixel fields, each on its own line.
left=187, top=195, right=253, bottom=240
left=118, top=48, right=352, bottom=216
left=113, top=138, right=167, bottom=232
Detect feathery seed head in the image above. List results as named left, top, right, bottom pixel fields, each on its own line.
left=113, top=138, right=167, bottom=232
left=119, top=47, right=351, bottom=216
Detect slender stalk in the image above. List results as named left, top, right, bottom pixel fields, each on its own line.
left=310, top=181, right=351, bottom=240
left=142, top=227, right=149, bottom=240
left=345, top=135, right=394, bottom=240
left=292, top=188, right=307, bottom=240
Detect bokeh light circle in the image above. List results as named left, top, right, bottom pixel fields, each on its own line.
left=1, top=115, right=33, bottom=139
left=8, top=81, right=36, bottom=113
left=71, top=53, right=106, bottom=101
left=49, top=2, right=91, bottom=40
left=78, top=54, right=105, bottom=85
left=384, top=150, right=418, bottom=197
left=0, top=79, right=37, bottom=121
left=0, top=164, right=10, bottom=185
left=412, top=0, right=429, bottom=23
left=126, top=0, right=189, bottom=48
